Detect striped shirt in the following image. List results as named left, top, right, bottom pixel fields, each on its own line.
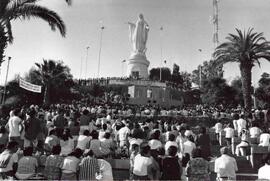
left=79, top=156, right=100, bottom=180
left=17, top=156, right=38, bottom=174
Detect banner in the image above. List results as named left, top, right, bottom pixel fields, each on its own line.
left=19, top=78, right=42, bottom=93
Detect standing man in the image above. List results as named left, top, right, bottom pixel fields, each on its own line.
left=52, top=108, right=67, bottom=133
left=214, top=146, right=238, bottom=180
left=7, top=108, right=23, bottom=144
left=24, top=109, right=41, bottom=148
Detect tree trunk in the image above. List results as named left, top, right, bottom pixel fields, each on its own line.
left=43, top=83, right=50, bottom=106
left=240, top=64, right=253, bottom=113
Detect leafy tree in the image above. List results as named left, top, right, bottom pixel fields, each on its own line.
left=89, top=83, right=104, bottom=101
left=192, top=60, right=223, bottom=87
left=214, top=28, right=270, bottom=112
left=201, top=77, right=236, bottom=106
left=33, top=59, right=73, bottom=105
left=0, top=0, right=66, bottom=64
left=255, top=72, right=270, bottom=106
left=149, top=67, right=171, bottom=82
left=180, top=71, right=192, bottom=90
left=171, top=64, right=183, bottom=85
left=230, top=77, right=244, bottom=106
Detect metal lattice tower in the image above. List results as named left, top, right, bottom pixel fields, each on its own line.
left=213, top=0, right=219, bottom=49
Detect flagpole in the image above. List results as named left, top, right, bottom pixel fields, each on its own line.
left=159, top=26, right=163, bottom=81
left=85, top=46, right=90, bottom=80
left=121, top=60, right=126, bottom=77
left=2, top=57, right=11, bottom=104
left=97, top=26, right=105, bottom=78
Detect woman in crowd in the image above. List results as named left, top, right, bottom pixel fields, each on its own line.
left=44, top=145, right=64, bottom=180
left=100, top=132, right=115, bottom=157
left=61, top=148, right=83, bottom=180
left=76, top=130, right=91, bottom=151
left=89, top=130, right=103, bottom=157
left=223, top=123, right=235, bottom=147
left=183, top=135, right=196, bottom=157
left=44, top=129, right=60, bottom=153
left=235, top=129, right=250, bottom=157
left=15, top=146, right=38, bottom=180
left=161, top=145, right=182, bottom=180
left=186, top=148, right=210, bottom=181
left=79, top=149, right=100, bottom=180
left=148, top=130, right=162, bottom=151
left=60, top=128, right=75, bottom=156
left=195, top=126, right=211, bottom=160
left=164, top=133, right=178, bottom=154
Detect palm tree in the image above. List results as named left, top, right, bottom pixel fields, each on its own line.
left=35, top=59, right=71, bottom=105
left=214, top=28, right=270, bottom=112
left=0, top=0, right=66, bottom=64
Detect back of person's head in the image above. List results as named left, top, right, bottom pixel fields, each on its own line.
left=49, top=129, right=56, bottom=136
left=7, top=141, right=18, bottom=150
left=104, top=132, right=111, bottom=139
left=52, top=145, right=61, bottom=155
left=83, top=130, right=90, bottom=136
left=233, top=113, right=239, bottom=120
left=27, top=108, right=36, bottom=118
left=251, top=121, right=258, bottom=128
left=85, top=149, right=94, bottom=157
left=131, top=144, right=139, bottom=152
left=91, top=130, right=99, bottom=139
left=199, top=126, right=206, bottom=134
left=158, top=147, right=165, bottom=156
left=69, top=148, right=83, bottom=158
left=187, top=135, right=194, bottom=142
left=102, top=123, right=107, bottom=131
left=82, top=109, right=89, bottom=115
left=23, top=146, right=33, bottom=156
left=168, top=145, right=177, bottom=157
left=0, top=126, right=6, bottom=134
left=168, top=133, right=175, bottom=141
left=13, top=108, right=21, bottom=116
left=192, top=148, right=202, bottom=158
left=220, top=146, right=230, bottom=155
left=262, top=153, right=270, bottom=165
left=140, top=143, right=150, bottom=156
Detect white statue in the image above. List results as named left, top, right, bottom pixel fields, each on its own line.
left=128, top=14, right=149, bottom=54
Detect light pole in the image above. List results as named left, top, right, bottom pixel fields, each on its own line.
left=159, top=26, right=163, bottom=81
left=122, top=60, right=126, bottom=77
left=2, top=57, right=11, bottom=104
left=85, top=46, right=90, bottom=80
left=97, top=26, right=105, bottom=78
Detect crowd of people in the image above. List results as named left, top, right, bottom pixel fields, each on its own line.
left=0, top=103, right=268, bottom=180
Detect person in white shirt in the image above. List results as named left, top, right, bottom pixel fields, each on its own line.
left=249, top=122, right=261, bottom=139
left=183, top=135, right=196, bottom=157
left=258, top=153, right=270, bottom=180
left=148, top=130, right=162, bottom=150
left=164, top=134, right=178, bottom=154
left=259, top=128, right=270, bottom=147
left=232, top=113, right=239, bottom=132
left=176, top=126, right=187, bottom=154
left=223, top=123, right=234, bottom=147
left=133, top=143, right=153, bottom=180
left=7, top=109, right=23, bottom=144
left=117, top=123, right=130, bottom=147
left=237, top=115, right=247, bottom=136
left=215, top=146, right=238, bottom=180
left=214, top=122, right=223, bottom=145
left=97, top=159, right=113, bottom=181
left=76, top=130, right=91, bottom=151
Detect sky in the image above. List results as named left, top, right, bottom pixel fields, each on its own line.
left=3, top=0, right=270, bottom=86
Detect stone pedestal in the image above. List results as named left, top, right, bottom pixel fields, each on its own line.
left=127, top=52, right=149, bottom=78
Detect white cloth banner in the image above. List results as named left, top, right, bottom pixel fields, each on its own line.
left=19, top=78, right=42, bottom=93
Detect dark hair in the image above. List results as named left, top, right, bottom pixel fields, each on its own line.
left=69, top=148, right=83, bottom=158
left=168, top=146, right=177, bottom=157
left=192, top=148, right=202, bottom=158
left=13, top=108, right=21, bottom=116
left=262, top=153, right=270, bottom=165
left=27, top=108, right=36, bottom=118
left=102, top=124, right=107, bottom=131
left=91, top=130, right=99, bottom=139
left=83, top=130, right=90, bottom=136
left=233, top=113, right=239, bottom=120
left=199, top=126, right=206, bottom=134
left=131, top=144, right=139, bottom=151
left=104, top=132, right=110, bottom=139
left=140, top=143, right=150, bottom=156
left=49, top=129, right=56, bottom=136
left=187, top=135, right=194, bottom=142
left=23, top=147, right=33, bottom=156
left=85, top=149, right=94, bottom=157
left=151, top=130, right=160, bottom=140
left=52, top=145, right=61, bottom=155
left=0, top=126, right=6, bottom=134
left=82, top=109, right=89, bottom=115
left=168, top=134, right=175, bottom=141
left=7, top=141, right=18, bottom=150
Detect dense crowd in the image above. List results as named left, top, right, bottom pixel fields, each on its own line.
left=0, top=104, right=269, bottom=180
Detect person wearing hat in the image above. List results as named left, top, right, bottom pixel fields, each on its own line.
left=214, top=146, right=238, bottom=181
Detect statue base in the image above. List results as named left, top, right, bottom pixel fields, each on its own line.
left=127, top=52, right=150, bottom=79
